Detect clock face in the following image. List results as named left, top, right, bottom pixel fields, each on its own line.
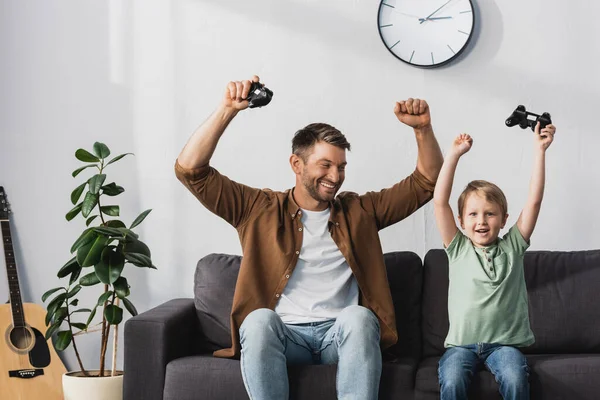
left=377, top=0, right=475, bottom=68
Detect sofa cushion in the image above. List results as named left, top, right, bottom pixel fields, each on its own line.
left=194, top=252, right=423, bottom=358
left=421, top=249, right=600, bottom=357
left=164, top=355, right=417, bottom=400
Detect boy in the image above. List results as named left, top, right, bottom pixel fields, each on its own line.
left=433, top=122, right=556, bottom=400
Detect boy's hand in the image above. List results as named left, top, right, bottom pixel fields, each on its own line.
left=535, top=122, right=556, bottom=151
left=394, top=98, right=431, bottom=129
left=451, top=133, right=473, bottom=157
left=222, top=75, right=261, bottom=111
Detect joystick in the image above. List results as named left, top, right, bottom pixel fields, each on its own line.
left=505, top=105, right=552, bottom=133
left=246, top=82, right=273, bottom=108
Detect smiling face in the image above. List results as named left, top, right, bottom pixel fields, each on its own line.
left=290, top=141, right=347, bottom=211
left=458, top=191, right=508, bottom=247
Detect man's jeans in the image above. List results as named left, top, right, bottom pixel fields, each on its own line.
left=239, top=305, right=381, bottom=400
left=438, top=343, right=530, bottom=400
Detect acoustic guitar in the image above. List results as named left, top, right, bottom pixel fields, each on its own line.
left=0, top=187, right=66, bottom=399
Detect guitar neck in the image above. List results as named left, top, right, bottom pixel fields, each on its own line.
left=1, top=220, right=26, bottom=327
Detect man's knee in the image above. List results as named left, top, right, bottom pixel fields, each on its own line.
left=336, top=305, right=380, bottom=340
left=240, top=308, right=282, bottom=340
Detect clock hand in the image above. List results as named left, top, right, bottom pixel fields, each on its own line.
left=418, top=16, right=453, bottom=22
left=420, top=0, right=453, bottom=24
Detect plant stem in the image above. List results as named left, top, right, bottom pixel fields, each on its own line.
left=112, top=298, right=120, bottom=376
left=99, top=284, right=109, bottom=376
left=65, top=294, right=89, bottom=376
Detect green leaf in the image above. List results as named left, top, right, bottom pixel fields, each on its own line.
left=106, top=220, right=126, bottom=229
left=75, top=149, right=99, bottom=163
left=124, top=252, right=155, bottom=268
left=54, top=307, right=68, bottom=321
left=113, top=277, right=130, bottom=298
left=81, top=192, right=99, bottom=218
left=79, top=271, right=101, bottom=286
left=72, top=164, right=97, bottom=178
left=100, top=205, right=120, bottom=217
left=66, top=203, right=83, bottom=221
left=42, top=288, right=64, bottom=303
left=70, top=229, right=96, bottom=253
left=122, top=297, right=138, bottom=316
left=67, top=285, right=82, bottom=298
left=57, top=257, right=79, bottom=278
left=105, top=153, right=133, bottom=167
left=101, top=183, right=125, bottom=197
left=88, top=174, right=107, bottom=195
left=104, top=305, right=123, bottom=325
left=130, top=209, right=152, bottom=229
left=123, top=237, right=151, bottom=257
left=71, top=322, right=87, bottom=331
left=46, top=293, right=67, bottom=315
left=69, top=299, right=79, bottom=307
left=95, top=247, right=124, bottom=284
left=77, top=235, right=108, bottom=267
left=93, top=142, right=111, bottom=159
left=45, top=322, right=62, bottom=340
left=70, top=182, right=87, bottom=205
left=55, top=330, right=73, bottom=351
left=117, top=228, right=138, bottom=239
left=86, top=307, right=97, bottom=326
left=70, top=308, right=92, bottom=314
left=86, top=215, right=99, bottom=226
left=97, top=291, right=113, bottom=306
left=68, top=266, right=82, bottom=285
left=91, top=226, right=123, bottom=236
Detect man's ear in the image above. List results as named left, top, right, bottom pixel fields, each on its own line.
left=290, top=154, right=303, bottom=175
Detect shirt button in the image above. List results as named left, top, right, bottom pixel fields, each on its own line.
left=295, top=251, right=300, bottom=255
left=298, top=210, right=302, bottom=215
left=487, top=258, right=491, bottom=262
left=275, top=294, right=280, bottom=298
left=335, top=222, right=339, bottom=226
left=285, top=274, right=290, bottom=279
left=298, top=228, right=302, bottom=231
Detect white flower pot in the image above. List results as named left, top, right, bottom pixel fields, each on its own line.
left=62, top=370, right=123, bottom=400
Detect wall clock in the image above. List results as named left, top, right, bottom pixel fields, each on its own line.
left=377, top=0, right=475, bottom=68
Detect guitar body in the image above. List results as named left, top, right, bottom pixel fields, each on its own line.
left=0, top=302, right=66, bottom=400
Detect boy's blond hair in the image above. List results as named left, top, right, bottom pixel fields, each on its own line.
left=458, top=180, right=508, bottom=218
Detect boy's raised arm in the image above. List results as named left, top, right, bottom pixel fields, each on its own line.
left=434, top=134, right=473, bottom=247
left=516, top=122, right=556, bottom=242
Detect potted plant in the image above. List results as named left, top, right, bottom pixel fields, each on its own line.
left=42, top=142, right=156, bottom=400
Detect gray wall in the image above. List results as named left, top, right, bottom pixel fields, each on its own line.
left=1, top=0, right=598, bottom=371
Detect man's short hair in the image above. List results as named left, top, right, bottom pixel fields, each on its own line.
left=458, top=180, right=508, bottom=218
left=292, top=123, right=351, bottom=161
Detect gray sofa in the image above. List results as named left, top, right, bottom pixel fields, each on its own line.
left=124, top=250, right=600, bottom=399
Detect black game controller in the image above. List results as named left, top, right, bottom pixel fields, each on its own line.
left=246, top=82, right=273, bottom=108
left=505, top=105, right=552, bottom=133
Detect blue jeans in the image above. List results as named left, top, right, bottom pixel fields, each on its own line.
left=438, top=343, right=530, bottom=400
left=239, top=305, right=382, bottom=400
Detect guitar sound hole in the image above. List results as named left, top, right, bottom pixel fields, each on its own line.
left=10, top=326, right=34, bottom=350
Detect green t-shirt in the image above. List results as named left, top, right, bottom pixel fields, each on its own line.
left=444, top=225, right=535, bottom=348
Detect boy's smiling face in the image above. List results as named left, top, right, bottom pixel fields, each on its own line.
left=459, top=192, right=508, bottom=248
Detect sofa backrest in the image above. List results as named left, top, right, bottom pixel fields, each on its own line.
left=421, top=249, right=600, bottom=357
left=193, top=252, right=424, bottom=359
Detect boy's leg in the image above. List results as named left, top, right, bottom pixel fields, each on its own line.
left=239, top=308, right=313, bottom=400
left=320, top=305, right=382, bottom=400
left=484, top=346, right=530, bottom=400
left=438, top=346, right=479, bottom=400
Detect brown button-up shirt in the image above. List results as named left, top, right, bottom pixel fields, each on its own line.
left=175, top=160, right=435, bottom=359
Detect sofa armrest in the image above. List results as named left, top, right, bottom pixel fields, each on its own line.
left=123, top=298, right=197, bottom=400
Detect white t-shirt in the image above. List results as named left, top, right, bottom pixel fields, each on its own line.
left=274, top=207, right=359, bottom=324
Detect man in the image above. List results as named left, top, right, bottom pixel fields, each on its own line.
left=175, top=75, right=443, bottom=400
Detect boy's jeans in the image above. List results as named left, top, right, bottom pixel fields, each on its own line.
left=438, top=343, right=530, bottom=400
left=239, top=305, right=381, bottom=400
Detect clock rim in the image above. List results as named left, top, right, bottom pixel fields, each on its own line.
left=377, top=0, right=475, bottom=68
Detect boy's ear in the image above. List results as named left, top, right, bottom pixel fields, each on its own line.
left=290, top=154, right=303, bottom=175
left=458, top=214, right=465, bottom=229
left=501, top=213, right=509, bottom=228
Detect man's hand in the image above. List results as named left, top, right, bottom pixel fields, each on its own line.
left=535, top=122, right=556, bottom=151
left=394, top=98, right=431, bottom=129
left=450, top=133, right=473, bottom=157
left=222, top=75, right=261, bottom=111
